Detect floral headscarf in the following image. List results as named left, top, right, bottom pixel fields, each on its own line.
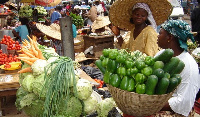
left=161, top=19, right=195, bottom=51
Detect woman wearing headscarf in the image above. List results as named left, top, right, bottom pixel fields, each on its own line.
left=154, top=19, right=199, bottom=117
left=109, top=0, right=172, bottom=57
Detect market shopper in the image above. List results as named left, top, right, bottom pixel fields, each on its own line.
left=50, top=6, right=62, bottom=23
left=109, top=0, right=172, bottom=56
left=12, top=17, right=30, bottom=43
left=153, top=19, right=199, bottom=117
left=191, top=0, right=200, bottom=46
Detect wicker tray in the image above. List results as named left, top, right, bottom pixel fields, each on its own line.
left=107, top=84, right=174, bottom=117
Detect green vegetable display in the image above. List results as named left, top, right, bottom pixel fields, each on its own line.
left=96, top=49, right=185, bottom=95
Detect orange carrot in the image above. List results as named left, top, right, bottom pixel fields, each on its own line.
left=22, top=59, right=33, bottom=65
left=17, top=57, right=39, bottom=63
left=22, top=49, right=35, bottom=58
left=27, top=35, right=33, bottom=44
left=23, top=49, right=34, bottom=56
left=19, top=54, right=29, bottom=57
left=31, top=44, right=38, bottom=58
left=32, top=35, right=37, bottom=43
left=22, top=41, right=27, bottom=46
left=33, top=41, right=40, bottom=51
left=32, top=41, right=45, bottom=59
left=18, top=67, right=32, bottom=73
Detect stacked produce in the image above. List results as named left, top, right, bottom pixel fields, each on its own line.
left=34, top=6, right=47, bottom=16
left=15, top=36, right=116, bottom=117
left=0, top=35, right=21, bottom=70
left=19, top=5, right=33, bottom=17
left=70, top=13, right=84, bottom=28
left=96, top=48, right=185, bottom=95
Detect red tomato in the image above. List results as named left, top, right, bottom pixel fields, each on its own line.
left=3, top=35, right=7, bottom=38
left=9, top=44, right=13, bottom=48
left=7, top=47, right=11, bottom=50
left=15, top=41, right=19, bottom=45
left=7, top=36, right=11, bottom=39
left=2, top=38, right=5, bottom=42
left=11, top=47, right=15, bottom=50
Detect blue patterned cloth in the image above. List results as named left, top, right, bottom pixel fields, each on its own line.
left=161, top=20, right=195, bottom=51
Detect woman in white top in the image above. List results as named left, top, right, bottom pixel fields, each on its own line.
left=155, top=19, right=200, bottom=117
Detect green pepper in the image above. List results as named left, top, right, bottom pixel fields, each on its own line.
left=95, top=60, right=106, bottom=74
left=100, top=55, right=105, bottom=61
left=131, top=67, right=139, bottom=75
left=120, top=76, right=129, bottom=90
left=103, top=70, right=112, bottom=84
left=109, top=50, right=118, bottom=60
left=127, top=78, right=135, bottom=92
left=116, top=54, right=125, bottom=64
left=135, top=61, right=146, bottom=70
left=125, top=60, right=134, bottom=69
left=107, top=59, right=118, bottom=73
left=117, top=67, right=126, bottom=76
left=109, top=74, right=121, bottom=87
left=145, top=56, right=155, bottom=66
left=136, top=84, right=146, bottom=94
left=135, top=73, right=145, bottom=84
left=141, top=66, right=153, bottom=76
left=102, top=49, right=110, bottom=57
left=102, top=58, right=109, bottom=67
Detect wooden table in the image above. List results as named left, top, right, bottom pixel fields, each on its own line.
left=0, top=73, right=20, bottom=116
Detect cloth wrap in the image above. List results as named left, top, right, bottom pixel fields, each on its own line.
left=161, top=19, right=195, bottom=51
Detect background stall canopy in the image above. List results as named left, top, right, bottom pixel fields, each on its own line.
left=35, top=0, right=61, bottom=6
left=0, top=0, right=9, bottom=4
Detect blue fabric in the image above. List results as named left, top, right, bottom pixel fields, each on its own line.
left=14, top=25, right=29, bottom=42
left=161, top=19, right=195, bottom=51
left=50, top=11, right=61, bottom=23
left=72, top=24, right=77, bottom=38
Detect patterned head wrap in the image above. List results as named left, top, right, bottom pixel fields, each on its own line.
left=161, top=19, right=195, bottom=51
left=133, top=3, right=157, bottom=30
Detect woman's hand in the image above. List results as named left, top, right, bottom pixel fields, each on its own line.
left=109, top=25, right=120, bottom=36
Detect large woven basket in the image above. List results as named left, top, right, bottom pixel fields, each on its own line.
left=107, top=84, right=174, bottom=117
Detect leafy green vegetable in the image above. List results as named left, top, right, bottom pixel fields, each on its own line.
left=76, top=79, right=93, bottom=100
left=22, top=74, right=35, bottom=92
left=83, top=92, right=98, bottom=115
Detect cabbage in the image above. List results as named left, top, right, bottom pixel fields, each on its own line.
left=31, top=59, right=47, bottom=76
left=83, top=92, right=98, bottom=115
left=97, top=98, right=116, bottom=117
left=23, top=99, right=44, bottom=117
left=22, top=74, right=35, bottom=92
left=58, top=96, right=83, bottom=117
left=76, top=79, right=93, bottom=100
left=16, top=87, right=28, bottom=98
left=19, top=93, right=38, bottom=110
left=32, top=73, right=46, bottom=98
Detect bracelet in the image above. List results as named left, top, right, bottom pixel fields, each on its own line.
left=116, top=35, right=121, bottom=38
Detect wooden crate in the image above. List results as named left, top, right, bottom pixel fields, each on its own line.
left=0, top=73, right=19, bottom=90
left=83, top=35, right=114, bottom=58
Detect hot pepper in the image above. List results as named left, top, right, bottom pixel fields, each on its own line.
left=136, top=84, right=146, bottom=94
left=135, top=73, right=145, bottom=84
left=103, top=70, right=112, bottom=84
left=107, top=59, right=118, bottom=73
left=120, top=76, right=129, bottom=90
left=117, top=67, right=126, bottom=76
left=102, top=58, right=109, bottom=68
left=125, top=60, right=134, bottom=69
left=95, top=60, right=106, bottom=74
left=109, top=74, right=121, bottom=88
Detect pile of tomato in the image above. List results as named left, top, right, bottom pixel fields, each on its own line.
left=0, top=35, right=21, bottom=50
left=0, top=50, right=20, bottom=65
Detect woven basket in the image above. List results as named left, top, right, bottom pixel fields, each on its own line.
left=107, top=84, right=174, bottom=117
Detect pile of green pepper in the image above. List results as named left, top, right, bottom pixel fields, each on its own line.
left=95, top=49, right=183, bottom=95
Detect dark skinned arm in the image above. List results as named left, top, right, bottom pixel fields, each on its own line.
left=160, top=102, right=173, bottom=111
left=12, top=29, right=22, bottom=42
left=109, top=25, right=124, bottom=46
